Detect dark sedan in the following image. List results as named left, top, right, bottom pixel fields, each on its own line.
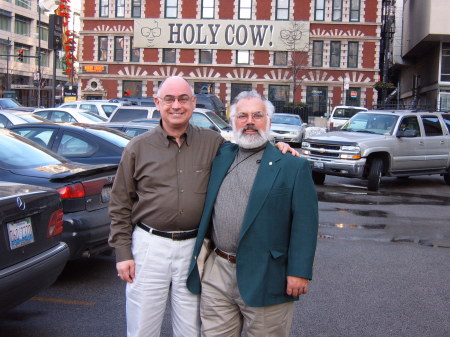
left=99, top=121, right=156, bottom=137
left=0, top=129, right=117, bottom=259
left=9, top=123, right=131, bottom=165
left=0, top=182, right=70, bottom=313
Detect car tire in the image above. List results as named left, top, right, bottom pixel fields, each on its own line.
left=312, top=171, right=326, bottom=185
left=444, top=169, right=450, bottom=185
left=367, top=158, right=383, bottom=191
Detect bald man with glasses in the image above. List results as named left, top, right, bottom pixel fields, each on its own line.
left=108, top=76, right=298, bottom=337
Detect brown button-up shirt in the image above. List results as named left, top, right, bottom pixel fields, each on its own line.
left=108, top=124, right=224, bottom=262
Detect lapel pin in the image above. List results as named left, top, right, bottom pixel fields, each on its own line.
left=269, top=162, right=273, bottom=166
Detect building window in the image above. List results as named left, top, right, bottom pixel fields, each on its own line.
left=330, top=41, right=341, bottom=67
left=347, top=42, right=358, bottom=68
left=332, top=0, right=343, bottom=22
left=37, top=49, right=49, bottom=67
left=123, top=80, right=142, bottom=97
left=306, top=86, right=328, bottom=115
left=194, top=82, right=215, bottom=94
left=314, top=0, right=325, bottom=21
left=163, top=48, right=176, bottom=63
left=132, top=0, right=141, bottom=18
left=231, top=83, right=252, bottom=102
left=236, top=50, right=250, bottom=64
left=346, top=87, right=361, bottom=106
left=0, top=42, right=8, bottom=61
left=38, top=22, right=48, bottom=42
left=199, top=49, right=212, bottom=64
left=99, top=0, right=109, bottom=17
left=116, top=0, right=125, bottom=18
left=312, top=41, right=323, bottom=67
left=114, top=37, right=124, bottom=61
left=14, top=16, right=30, bottom=36
left=0, top=12, right=12, bottom=32
left=15, top=45, right=30, bottom=64
left=98, top=36, right=108, bottom=61
left=440, top=43, right=450, bottom=82
left=350, top=0, right=361, bottom=22
left=276, top=0, right=289, bottom=20
left=269, top=85, right=290, bottom=103
left=239, top=0, right=252, bottom=20
left=165, top=0, right=178, bottom=18
left=274, top=51, right=288, bottom=66
left=130, top=37, right=139, bottom=62
left=202, top=0, right=215, bottom=19
left=15, top=0, right=31, bottom=9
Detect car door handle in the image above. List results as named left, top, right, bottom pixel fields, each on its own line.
left=419, top=141, right=424, bottom=146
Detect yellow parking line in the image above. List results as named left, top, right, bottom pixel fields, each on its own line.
left=31, top=297, right=95, bottom=306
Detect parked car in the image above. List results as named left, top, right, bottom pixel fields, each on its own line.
left=59, top=100, right=129, bottom=118
left=9, top=123, right=131, bottom=165
left=108, top=106, right=161, bottom=122
left=0, top=129, right=118, bottom=259
left=301, top=110, right=450, bottom=190
left=195, top=93, right=227, bottom=121
left=0, top=98, right=23, bottom=110
left=131, top=109, right=235, bottom=142
left=100, top=121, right=157, bottom=137
left=34, top=108, right=108, bottom=124
left=270, top=113, right=307, bottom=144
left=109, top=97, right=155, bottom=107
left=0, top=110, right=50, bottom=127
left=0, top=181, right=70, bottom=313
left=326, top=105, right=368, bottom=131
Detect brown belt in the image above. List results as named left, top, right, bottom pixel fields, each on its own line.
left=136, top=222, right=198, bottom=241
left=214, top=247, right=236, bottom=263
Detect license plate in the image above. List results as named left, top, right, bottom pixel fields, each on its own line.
left=313, top=161, right=324, bottom=169
left=101, top=185, right=112, bottom=202
left=7, top=217, right=34, bottom=250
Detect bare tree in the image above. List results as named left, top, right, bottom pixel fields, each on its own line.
left=279, top=21, right=309, bottom=103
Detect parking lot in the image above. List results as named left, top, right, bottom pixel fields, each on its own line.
left=1, top=175, right=449, bottom=337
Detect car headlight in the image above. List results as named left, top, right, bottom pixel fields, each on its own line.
left=341, top=145, right=360, bottom=151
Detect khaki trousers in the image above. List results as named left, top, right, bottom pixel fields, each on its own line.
left=200, top=252, right=294, bottom=337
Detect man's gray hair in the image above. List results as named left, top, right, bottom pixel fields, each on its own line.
left=229, top=91, right=275, bottom=120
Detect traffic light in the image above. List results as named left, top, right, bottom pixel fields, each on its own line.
left=17, top=49, right=23, bottom=62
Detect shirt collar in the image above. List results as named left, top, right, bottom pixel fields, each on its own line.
left=157, top=122, right=192, bottom=147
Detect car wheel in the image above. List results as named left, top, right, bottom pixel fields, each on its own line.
left=367, top=158, right=383, bottom=191
left=444, top=169, right=450, bottom=185
left=312, top=171, right=326, bottom=185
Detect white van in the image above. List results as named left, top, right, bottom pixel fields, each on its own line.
left=60, top=100, right=129, bottom=118
left=326, top=106, right=368, bottom=131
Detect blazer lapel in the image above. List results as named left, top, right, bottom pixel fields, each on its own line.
left=240, top=143, right=283, bottom=237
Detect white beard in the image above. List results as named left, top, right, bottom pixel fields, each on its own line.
left=233, top=127, right=272, bottom=149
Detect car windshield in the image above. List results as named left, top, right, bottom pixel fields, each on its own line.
left=204, top=111, right=230, bottom=129
left=0, top=99, right=22, bottom=109
left=79, top=111, right=108, bottom=122
left=332, top=108, right=366, bottom=119
left=272, top=114, right=302, bottom=125
left=86, top=128, right=131, bottom=147
left=0, top=133, right=62, bottom=169
left=342, top=113, right=399, bottom=135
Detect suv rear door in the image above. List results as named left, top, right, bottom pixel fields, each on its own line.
left=420, top=114, right=449, bottom=169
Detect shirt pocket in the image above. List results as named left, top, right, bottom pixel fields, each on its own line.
left=193, top=165, right=210, bottom=194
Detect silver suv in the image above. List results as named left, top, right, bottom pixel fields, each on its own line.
left=60, top=100, right=129, bottom=118
left=301, top=110, right=450, bottom=190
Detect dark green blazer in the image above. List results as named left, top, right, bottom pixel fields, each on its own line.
left=186, top=142, right=318, bottom=307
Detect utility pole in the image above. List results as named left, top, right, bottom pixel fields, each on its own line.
left=37, top=6, right=42, bottom=107
left=6, top=38, right=11, bottom=91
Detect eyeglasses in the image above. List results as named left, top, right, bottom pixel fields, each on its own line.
left=158, top=94, right=193, bottom=105
left=236, top=111, right=266, bottom=121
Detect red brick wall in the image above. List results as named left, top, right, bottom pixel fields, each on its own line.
left=256, top=1, right=271, bottom=20
left=84, top=0, right=95, bottom=17
left=219, top=0, right=234, bottom=19
left=362, top=42, right=376, bottom=69
left=144, top=1, right=160, bottom=17
left=293, top=0, right=310, bottom=20
left=82, top=36, right=94, bottom=62
left=254, top=51, right=270, bottom=65
left=217, top=50, right=233, bottom=64
left=365, top=0, right=379, bottom=23
left=180, top=49, right=195, bottom=63
left=181, top=0, right=196, bottom=18
left=309, top=23, right=377, bottom=37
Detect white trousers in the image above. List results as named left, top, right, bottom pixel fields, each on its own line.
left=126, top=226, right=200, bottom=337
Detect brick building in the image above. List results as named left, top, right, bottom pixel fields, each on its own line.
left=78, top=0, right=382, bottom=115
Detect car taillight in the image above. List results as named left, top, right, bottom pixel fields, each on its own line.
left=47, top=208, right=64, bottom=238
left=57, top=183, right=86, bottom=199
left=329, top=122, right=334, bottom=130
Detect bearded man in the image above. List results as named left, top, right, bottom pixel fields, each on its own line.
left=186, top=90, right=319, bottom=337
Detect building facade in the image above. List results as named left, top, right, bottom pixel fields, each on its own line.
left=0, top=0, right=72, bottom=107
left=386, top=0, right=450, bottom=111
left=79, top=0, right=382, bottom=115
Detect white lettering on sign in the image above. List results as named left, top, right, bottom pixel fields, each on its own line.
left=134, top=19, right=309, bottom=52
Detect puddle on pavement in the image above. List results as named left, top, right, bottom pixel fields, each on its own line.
left=320, top=222, right=386, bottom=229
